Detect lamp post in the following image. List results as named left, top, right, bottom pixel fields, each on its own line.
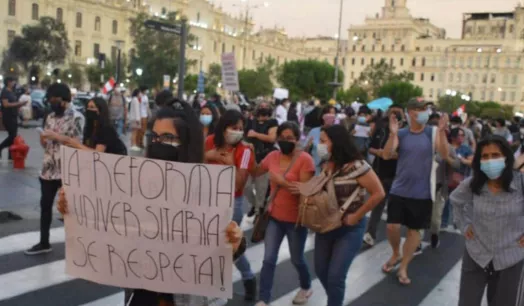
left=115, top=40, right=125, bottom=84
left=233, top=0, right=269, bottom=69
left=332, top=0, right=344, bottom=100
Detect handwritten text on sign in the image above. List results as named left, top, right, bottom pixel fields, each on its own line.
left=60, top=146, right=235, bottom=298
left=221, top=52, right=239, bottom=91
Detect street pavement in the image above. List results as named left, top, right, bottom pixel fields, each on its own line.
left=0, top=127, right=483, bottom=306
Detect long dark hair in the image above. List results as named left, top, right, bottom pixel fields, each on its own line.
left=84, top=97, right=113, bottom=147
left=322, top=125, right=362, bottom=170
left=470, top=135, right=514, bottom=195
left=153, top=99, right=204, bottom=164
left=214, top=109, right=244, bottom=148
left=201, top=103, right=219, bottom=136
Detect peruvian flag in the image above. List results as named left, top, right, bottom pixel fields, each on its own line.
left=102, top=77, right=116, bottom=94
left=452, top=104, right=465, bottom=117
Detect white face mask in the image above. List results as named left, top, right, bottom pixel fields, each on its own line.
left=226, top=130, right=244, bottom=145
left=317, top=143, right=331, bottom=161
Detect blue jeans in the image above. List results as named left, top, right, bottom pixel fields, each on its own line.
left=314, top=218, right=366, bottom=306
left=259, top=218, right=311, bottom=303
left=441, top=197, right=453, bottom=228
left=232, top=197, right=255, bottom=281
left=113, top=119, right=125, bottom=137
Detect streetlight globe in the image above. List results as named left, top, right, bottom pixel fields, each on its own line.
left=57, top=79, right=62, bottom=83
left=0, top=75, right=3, bottom=80
left=136, top=68, right=143, bottom=76
left=31, top=76, right=36, bottom=81
left=68, top=74, right=72, bottom=78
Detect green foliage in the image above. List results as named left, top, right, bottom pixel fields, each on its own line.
left=7, top=17, right=69, bottom=74
left=356, top=59, right=413, bottom=98
left=84, top=58, right=128, bottom=90
left=438, top=94, right=514, bottom=120
left=277, top=59, right=343, bottom=101
left=337, top=84, right=369, bottom=104
left=238, top=68, right=273, bottom=99
left=129, top=12, right=195, bottom=89
left=205, top=63, right=222, bottom=95
left=184, top=74, right=198, bottom=93
left=60, top=63, right=84, bottom=89
left=377, top=81, right=423, bottom=107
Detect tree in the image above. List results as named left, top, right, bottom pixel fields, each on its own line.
left=205, top=63, right=222, bottom=95
left=60, top=63, right=84, bottom=89
left=7, top=16, right=69, bottom=82
left=277, top=60, right=343, bottom=101
left=184, top=74, right=198, bottom=94
left=238, top=68, right=273, bottom=99
left=129, top=12, right=196, bottom=89
left=337, top=84, right=369, bottom=104
left=356, top=59, right=413, bottom=98
left=84, top=58, right=128, bottom=90
left=377, top=81, right=423, bottom=107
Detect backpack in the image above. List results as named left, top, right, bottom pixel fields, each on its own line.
left=296, top=166, right=362, bottom=233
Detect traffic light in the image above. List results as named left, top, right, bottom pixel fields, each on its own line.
left=29, top=66, right=39, bottom=85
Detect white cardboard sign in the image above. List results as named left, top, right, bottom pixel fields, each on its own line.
left=221, top=52, right=239, bottom=91
left=273, top=88, right=289, bottom=100
left=60, top=146, right=235, bottom=298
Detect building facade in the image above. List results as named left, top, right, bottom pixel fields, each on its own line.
left=2, top=0, right=524, bottom=109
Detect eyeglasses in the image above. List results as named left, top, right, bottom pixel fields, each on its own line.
left=148, top=132, right=180, bottom=146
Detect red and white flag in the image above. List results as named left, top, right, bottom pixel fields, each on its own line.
left=102, top=77, right=116, bottom=94
left=452, top=104, right=465, bottom=117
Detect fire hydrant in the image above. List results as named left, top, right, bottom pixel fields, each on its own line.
left=10, top=136, right=29, bottom=169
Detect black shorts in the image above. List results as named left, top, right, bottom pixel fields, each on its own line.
left=387, top=194, right=432, bottom=230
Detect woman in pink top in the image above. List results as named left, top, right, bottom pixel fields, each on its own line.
left=253, top=121, right=315, bottom=306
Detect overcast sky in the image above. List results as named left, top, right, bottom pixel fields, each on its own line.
left=220, top=0, right=517, bottom=39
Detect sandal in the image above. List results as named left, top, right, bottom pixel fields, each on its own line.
left=382, top=257, right=402, bottom=273
left=397, top=273, right=411, bottom=286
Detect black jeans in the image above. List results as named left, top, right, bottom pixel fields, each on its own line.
left=40, top=178, right=62, bottom=246
left=0, top=116, right=18, bottom=158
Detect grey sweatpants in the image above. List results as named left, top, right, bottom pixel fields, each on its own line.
left=459, top=249, right=524, bottom=306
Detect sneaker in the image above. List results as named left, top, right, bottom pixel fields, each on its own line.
left=247, top=207, right=256, bottom=217
left=292, top=289, right=312, bottom=305
left=130, top=146, right=142, bottom=152
left=413, top=244, right=423, bottom=256
left=431, top=234, right=440, bottom=249
left=255, top=302, right=268, bottom=306
left=243, top=278, right=257, bottom=301
left=363, top=232, right=375, bottom=247
left=25, top=243, right=52, bottom=255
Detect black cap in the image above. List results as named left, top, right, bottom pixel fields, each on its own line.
left=406, top=97, right=426, bottom=110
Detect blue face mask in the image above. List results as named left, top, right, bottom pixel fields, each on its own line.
left=200, top=114, right=213, bottom=126
left=480, top=158, right=506, bottom=180
left=416, top=110, right=429, bottom=125
left=358, top=116, right=367, bottom=124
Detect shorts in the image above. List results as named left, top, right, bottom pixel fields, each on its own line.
left=387, top=194, right=432, bottom=230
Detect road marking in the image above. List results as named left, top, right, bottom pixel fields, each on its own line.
left=0, top=227, right=65, bottom=256
left=81, top=292, right=124, bottom=306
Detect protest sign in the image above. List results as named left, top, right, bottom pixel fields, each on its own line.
left=221, top=52, right=239, bottom=91
left=60, top=146, right=235, bottom=298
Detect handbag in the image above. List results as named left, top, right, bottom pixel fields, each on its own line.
left=251, top=153, right=299, bottom=243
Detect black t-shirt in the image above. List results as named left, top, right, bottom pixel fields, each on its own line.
left=0, top=88, right=18, bottom=119
left=304, top=107, right=322, bottom=128
left=245, top=118, right=278, bottom=162
left=369, top=125, right=397, bottom=180
left=92, top=126, right=127, bottom=155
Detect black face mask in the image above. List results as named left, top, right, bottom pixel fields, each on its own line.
left=51, top=103, right=65, bottom=116
left=86, top=110, right=99, bottom=121
left=257, top=108, right=271, bottom=118
left=147, top=142, right=180, bottom=161
left=278, top=141, right=295, bottom=155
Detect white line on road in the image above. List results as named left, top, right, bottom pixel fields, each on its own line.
left=0, top=227, right=65, bottom=257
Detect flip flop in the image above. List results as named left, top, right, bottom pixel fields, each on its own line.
left=397, top=273, right=411, bottom=286
left=382, top=258, right=402, bottom=273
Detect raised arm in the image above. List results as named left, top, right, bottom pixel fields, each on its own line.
left=382, top=114, right=400, bottom=160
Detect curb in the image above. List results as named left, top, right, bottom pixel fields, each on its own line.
left=0, top=210, right=23, bottom=224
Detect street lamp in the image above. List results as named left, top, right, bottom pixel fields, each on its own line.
left=68, top=74, right=72, bottom=79
left=332, top=0, right=344, bottom=100
left=136, top=68, right=143, bottom=76
left=115, top=40, right=125, bottom=84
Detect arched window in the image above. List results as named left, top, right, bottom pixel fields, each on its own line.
left=95, top=16, right=101, bottom=31
left=412, top=57, right=416, bottom=66
left=421, top=57, right=426, bottom=66
left=31, top=3, right=39, bottom=20
left=401, top=45, right=405, bottom=51
left=8, top=0, right=16, bottom=16
left=382, top=45, right=385, bottom=51
left=76, top=12, right=83, bottom=28
left=56, top=8, right=63, bottom=23
left=112, top=20, right=118, bottom=34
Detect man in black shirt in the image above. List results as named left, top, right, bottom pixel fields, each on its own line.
left=363, top=104, right=403, bottom=247
left=244, top=102, right=278, bottom=216
left=0, top=77, right=28, bottom=159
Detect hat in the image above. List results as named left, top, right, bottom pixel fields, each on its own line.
left=406, top=97, right=426, bottom=110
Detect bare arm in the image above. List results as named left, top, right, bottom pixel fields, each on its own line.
left=2, top=98, right=26, bottom=108
left=382, top=114, right=400, bottom=160
left=252, top=127, right=277, bottom=143
left=436, top=114, right=450, bottom=161
left=352, top=170, right=386, bottom=220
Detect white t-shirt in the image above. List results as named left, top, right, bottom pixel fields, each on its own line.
left=353, top=124, right=371, bottom=138
left=275, top=105, right=287, bottom=125
left=140, top=94, right=149, bottom=118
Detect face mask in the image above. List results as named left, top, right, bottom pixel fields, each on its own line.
left=226, top=130, right=244, bottom=145
left=416, top=110, right=429, bottom=125
left=451, top=124, right=460, bottom=129
left=257, top=108, right=271, bottom=117
left=480, top=158, right=506, bottom=180
left=200, top=114, right=212, bottom=126
left=147, top=142, right=180, bottom=162
left=317, top=143, right=331, bottom=161
left=358, top=116, right=367, bottom=124
left=86, top=110, right=98, bottom=121
left=51, top=103, right=65, bottom=116
left=520, top=128, right=524, bottom=135
left=278, top=140, right=295, bottom=155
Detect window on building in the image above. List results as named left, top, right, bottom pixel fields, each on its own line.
left=501, top=91, right=506, bottom=101
left=371, top=58, right=375, bottom=65
left=457, top=73, right=462, bottom=82
left=94, top=17, right=101, bottom=31
left=342, top=57, right=346, bottom=66
left=76, top=13, right=83, bottom=28
left=467, top=56, right=473, bottom=68
left=243, top=47, right=247, bottom=59
left=506, top=57, right=511, bottom=68
left=111, top=46, right=117, bottom=61
left=390, top=58, right=394, bottom=66
left=476, top=56, right=481, bottom=68
left=351, top=71, right=354, bottom=79
left=74, top=40, right=82, bottom=56
left=509, top=25, right=514, bottom=33
left=361, top=45, right=365, bottom=52
left=8, top=0, right=15, bottom=16
left=489, top=91, right=494, bottom=100
left=437, top=89, right=442, bottom=97
left=93, top=43, right=100, bottom=57
left=213, top=41, right=217, bottom=53
left=459, top=57, right=465, bottom=68
left=400, top=58, right=404, bottom=66
left=7, top=30, right=15, bottom=45
left=465, top=26, right=472, bottom=34
left=492, top=56, right=499, bottom=68
left=351, top=58, right=355, bottom=65
left=503, top=74, right=509, bottom=84
left=449, top=73, right=454, bottom=82
left=260, top=52, right=264, bottom=60
left=482, top=74, right=487, bottom=83
left=438, top=73, right=443, bottom=82
left=430, top=74, right=435, bottom=82
left=478, top=26, right=485, bottom=34
left=465, top=73, right=470, bottom=83
left=491, top=26, right=499, bottom=34
left=32, top=3, right=39, bottom=20
left=416, top=47, right=420, bottom=51
left=420, top=73, right=424, bottom=81
left=513, top=74, right=518, bottom=85
left=451, top=56, right=456, bottom=67
left=421, top=57, right=426, bottom=66
left=510, top=91, right=516, bottom=102
left=412, top=57, right=416, bottom=66
left=112, top=20, right=118, bottom=34
left=352, top=45, right=356, bottom=52
left=391, top=45, right=395, bottom=51
left=222, top=43, right=225, bottom=54
left=429, top=88, right=434, bottom=98
left=372, top=45, right=375, bottom=52
left=474, top=73, right=479, bottom=83
left=401, top=45, right=405, bottom=51
left=197, top=12, right=200, bottom=22
left=372, top=32, right=376, bottom=39
left=251, top=50, right=255, bottom=59
left=481, top=91, right=486, bottom=100
left=491, top=74, right=496, bottom=84
left=56, top=8, right=63, bottom=23
left=361, top=58, right=365, bottom=65
left=382, top=45, right=385, bottom=52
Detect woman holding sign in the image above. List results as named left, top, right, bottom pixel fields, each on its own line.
left=57, top=99, right=247, bottom=306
